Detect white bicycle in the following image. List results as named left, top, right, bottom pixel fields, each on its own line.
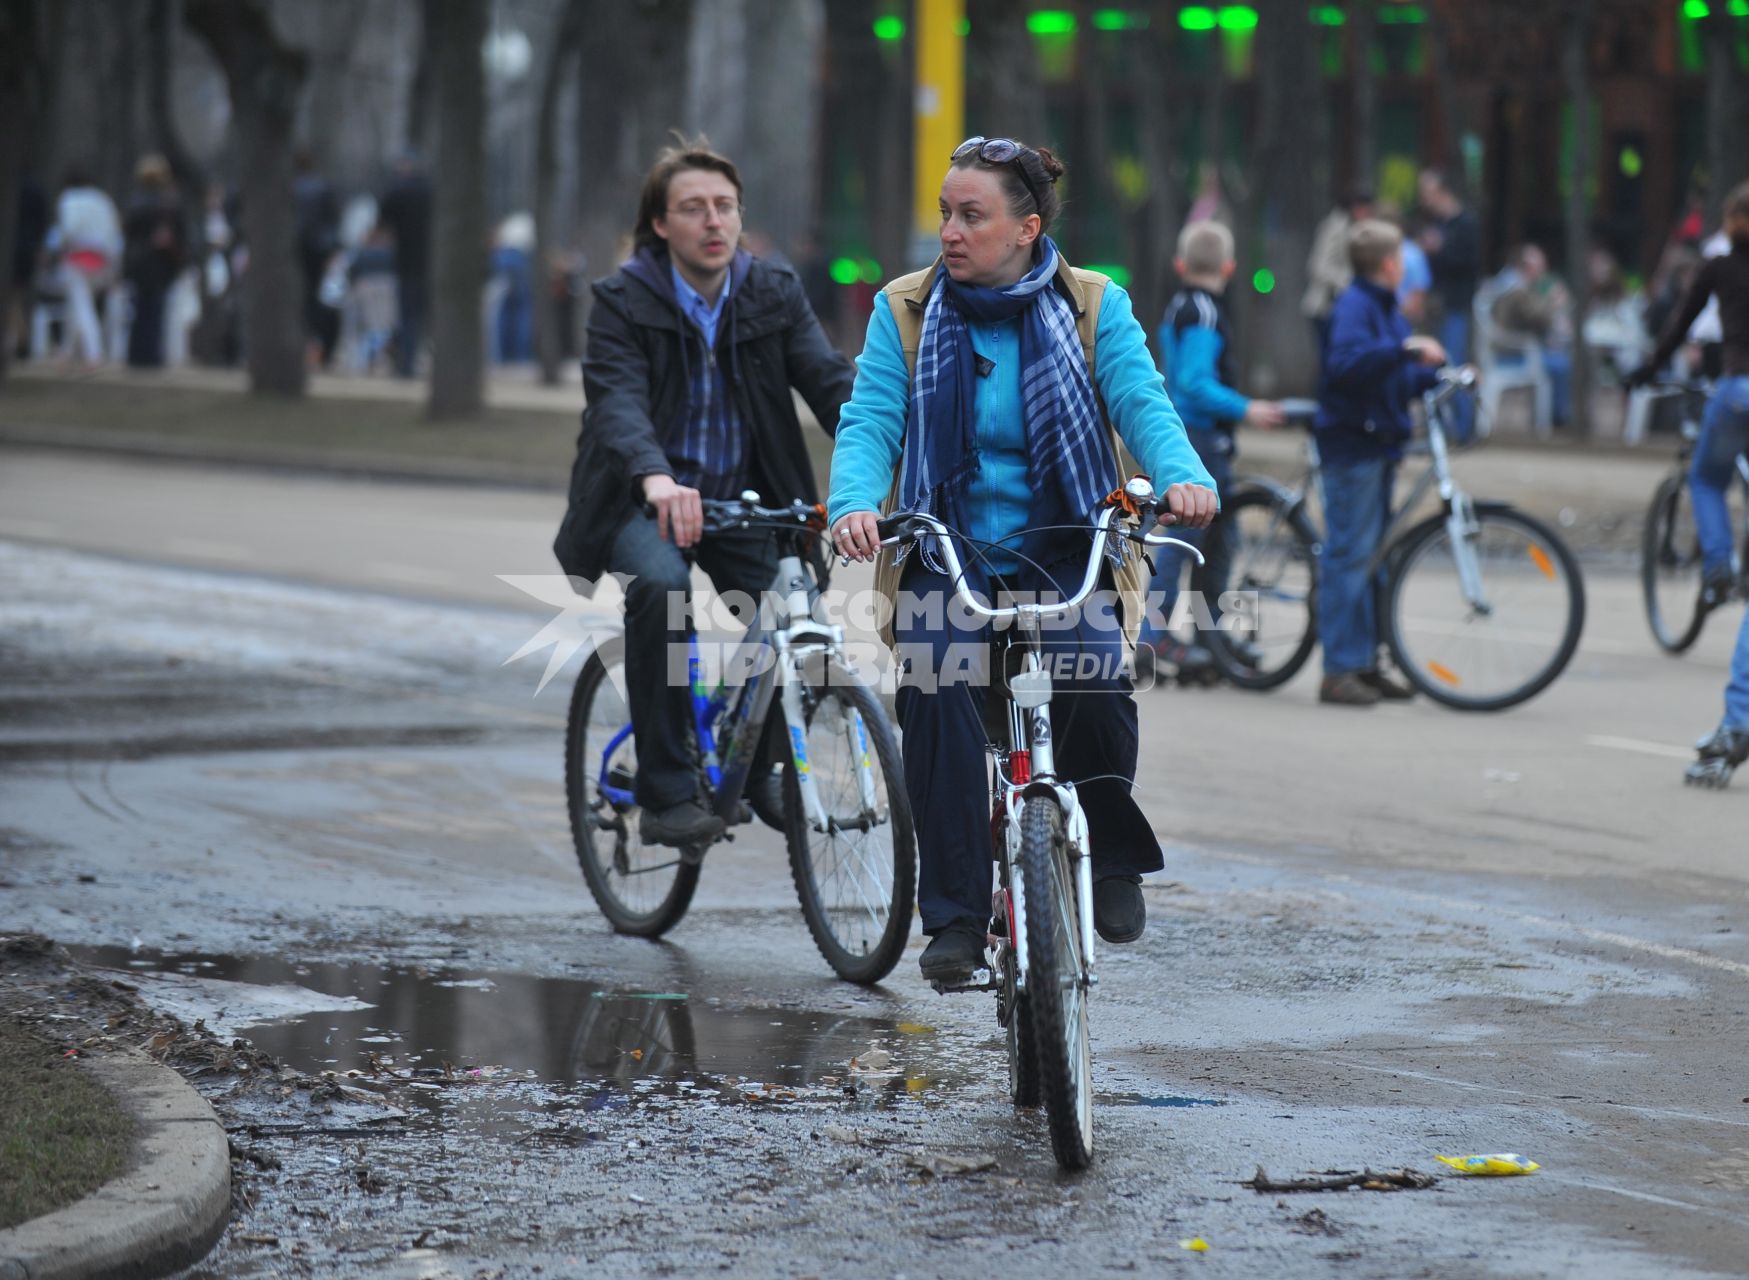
left=875, top=478, right=1202, bottom=1168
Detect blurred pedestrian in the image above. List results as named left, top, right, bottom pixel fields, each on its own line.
left=122, top=153, right=186, bottom=368
left=490, top=213, right=534, bottom=363
left=293, top=146, right=342, bottom=369
left=377, top=153, right=432, bottom=378
left=1417, top=169, right=1479, bottom=435
left=1303, top=186, right=1374, bottom=349
left=1490, top=244, right=1573, bottom=426
left=8, top=173, right=48, bottom=361
left=1314, top=220, right=1447, bottom=707
left=47, top=165, right=122, bottom=366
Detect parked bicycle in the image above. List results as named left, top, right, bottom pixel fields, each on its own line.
left=1640, top=377, right=1749, bottom=654
left=875, top=478, right=1203, bottom=1170
left=1207, top=368, right=1586, bottom=710
left=565, top=494, right=916, bottom=985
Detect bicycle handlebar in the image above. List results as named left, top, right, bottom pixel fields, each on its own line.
left=873, top=482, right=1205, bottom=625
left=695, top=493, right=829, bottom=536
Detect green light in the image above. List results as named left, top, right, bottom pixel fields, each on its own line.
left=1092, top=8, right=1149, bottom=29
left=858, top=258, right=883, bottom=284
left=1732, top=0, right=1748, bottom=15
left=1083, top=263, right=1133, bottom=287
left=1309, top=4, right=1345, bottom=23
left=1683, top=0, right=1708, bottom=15
left=1619, top=145, right=1643, bottom=179
left=1218, top=5, right=1258, bottom=29
left=955, top=16, right=971, bottom=34
left=1179, top=6, right=1217, bottom=30
left=872, top=15, right=905, bottom=40
left=1253, top=268, right=1276, bottom=294
left=829, top=258, right=861, bottom=285
left=1028, top=10, right=1078, bottom=35
left=1378, top=3, right=1426, bottom=22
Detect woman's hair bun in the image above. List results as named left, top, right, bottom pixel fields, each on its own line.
left=1033, top=146, right=1067, bottom=184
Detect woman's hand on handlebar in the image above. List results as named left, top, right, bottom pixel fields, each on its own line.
left=832, top=510, right=883, bottom=562
left=641, top=473, right=703, bottom=548
left=1160, top=482, right=1218, bottom=531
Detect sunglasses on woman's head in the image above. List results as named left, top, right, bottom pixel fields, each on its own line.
left=950, top=137, right=1043, bottom=211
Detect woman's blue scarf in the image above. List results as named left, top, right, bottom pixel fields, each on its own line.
left=898, top=236, right=1120, bottom=579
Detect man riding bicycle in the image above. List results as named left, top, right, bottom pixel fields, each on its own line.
left=553, top=139, right=854, bottom=846
left=1631, top=181, right=1749, bottom=782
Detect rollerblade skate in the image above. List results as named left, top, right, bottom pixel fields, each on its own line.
left=1685, top=726, right=1749, bottom=789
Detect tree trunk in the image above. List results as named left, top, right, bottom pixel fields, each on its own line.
left=185, top=0, right=308, bottom=398
left=1349, top=0, right=1377, bottom=194
left=738, top=0, right=825, bottom=258
left=426, top=0, right=487, bottom=421
left=147, top=0, right=205, bottom=246
left=1562, top=2, right=1593, bottom=439
left=0, top=0, right=39, bottom=386
left=1703, top=7, right=1747, bottom=228
left=1131, top=19, right=1178, bottom=331
left=1424, top=1, right=1463, bottom=178
left=406, top=0, right=438, bottom=153
left=534, top=0, right=585, bottom=387
left=966, top=0, right=1043, bottom=143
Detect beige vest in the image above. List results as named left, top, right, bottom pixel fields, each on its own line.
left=870, top=256, right=1151, bottom=659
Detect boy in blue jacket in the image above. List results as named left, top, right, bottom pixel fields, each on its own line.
left=1143, top=220, right=1283, bottom=682
left=1314, top=219, right=1447, bottom=706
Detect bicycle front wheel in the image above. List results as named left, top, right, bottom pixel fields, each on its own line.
left=783, top=667, right=916, bottom=985
left=1642, top=472, right=1708, bottom=654
left=1203, top=484, right=1320, bottom=690
left=1020, top=796, right=1093, bottom=1169
left=565, top=636, right=701, bottom=936
left=1385, top=505, right=1585, bottom=711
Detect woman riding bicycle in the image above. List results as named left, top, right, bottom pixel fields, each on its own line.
left=828, top=136, right=1218, bottom=982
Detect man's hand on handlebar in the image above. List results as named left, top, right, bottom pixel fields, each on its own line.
left=1404, top=335, right=1448, bottom=367
left=1161, top=482, right=1218, bottom=531
left=832, top=510, right=883, bottom=562
left=641, top=473, right=704, bottom=548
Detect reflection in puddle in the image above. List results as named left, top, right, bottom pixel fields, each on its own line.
left=1102, top=1092, right=1227, bottom=1108
left=70, top=946, right=952, bottom=1098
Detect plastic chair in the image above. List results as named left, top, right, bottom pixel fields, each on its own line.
left=1473, top=286, right=1553, bottom=439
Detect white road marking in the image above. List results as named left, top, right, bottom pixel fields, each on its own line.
left=1584, top=733, right=1695, bottom=761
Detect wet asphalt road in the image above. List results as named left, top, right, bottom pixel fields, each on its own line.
left=4, top=450, right=1749, bottom=1278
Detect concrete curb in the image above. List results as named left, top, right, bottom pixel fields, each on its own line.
left=0, top=1049, right=231, bottom=1280
left=0, top=423, right=566, bottom=493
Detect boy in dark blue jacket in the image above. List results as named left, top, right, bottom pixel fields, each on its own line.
left=1143, top=220, right=1283, bottom=682
left=1314, top=220, right=1447, bottom=706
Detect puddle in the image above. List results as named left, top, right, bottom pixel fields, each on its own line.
left=70, top=946, right=954, bottom=1096
left=1103, top=1092, right=1228, bottom=1108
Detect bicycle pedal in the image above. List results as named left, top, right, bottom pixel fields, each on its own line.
left=678, top=841, right=711, bottom=866
left=929, top=967, right=996, bottom=994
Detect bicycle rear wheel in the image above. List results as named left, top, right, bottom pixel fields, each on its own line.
left=783, top=667, right=916, bottom=985
left=1019, top=796, right=1093, bottom=1169
left=565, top=637, right=701, bottom=936
left=1203, top=484, right=1320, bottom=690
left=1642, top=472, right=1709, bottom=654
left=1385, top=504, right=1585, bottom=711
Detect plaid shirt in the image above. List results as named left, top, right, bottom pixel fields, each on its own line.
left=669, top=266, right=747, bottom=499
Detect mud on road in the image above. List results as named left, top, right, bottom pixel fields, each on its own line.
left=4, top=540, right=1749, bottom=1279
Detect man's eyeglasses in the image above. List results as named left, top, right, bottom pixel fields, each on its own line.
left=950, top=136, right=1041, bottom=210
left=666, top=198, right=743, bottom=223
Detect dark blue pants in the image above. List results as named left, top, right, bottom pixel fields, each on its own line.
left=606, top=510, right=778, bottom=810
left=894, top=559, right=1164, bottom=933
left=1141, top=424, right=1234, bottom=647
left=1317, top=455, right=1396, bottom=676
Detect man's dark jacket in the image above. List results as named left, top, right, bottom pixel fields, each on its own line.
left=554, top=248, right=855, bottom=589
left=1314, top=278, right=1439, bottom=464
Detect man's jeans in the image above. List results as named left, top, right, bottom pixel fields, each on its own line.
left=1691, top=376, right=1749, bottom=578
left=605, top=509, right=778, bottom=811
left=1141, top=425, right=1233, bottom=648
left=1725, top=605, right=1749, bottom=734
left=1317, top=455, right=1396, bottom=677
left=1439, top=309, right=1477, bottom=438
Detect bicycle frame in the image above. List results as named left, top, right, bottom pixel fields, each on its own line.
left=593, top=511, right=855, bottom=837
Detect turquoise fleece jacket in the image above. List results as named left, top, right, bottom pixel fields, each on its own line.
left=827, top=282, right=1216, bottom=572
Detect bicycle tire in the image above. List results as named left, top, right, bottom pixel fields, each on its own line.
left=565, top=637, right=701, bottom=936
left=1005, top=966, right=1041, bottom=1108
left=1019, top=795, right=1093, bottom=1169
left=782, top=667, right=916, bottom=985
left=1203, top=483, right=1320, bottom=690
left=1384, top=504, right=1585, bottom=711
left=1641, top=471, right=1708, bottom=654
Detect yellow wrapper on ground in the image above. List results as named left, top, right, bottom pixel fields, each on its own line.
left=1436, top=1153, right=1540, bottom=1175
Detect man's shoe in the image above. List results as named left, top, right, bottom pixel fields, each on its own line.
left=1358, top=668, right=1415, bottom=700
left=744, top=769, right=786, bottom=830
left=919, top=920, right=988, bottom=983
left=1699, top=568, right=1736, bottom=614
left=1319, top=673, right=1380, bottom=706
left=639, top=799, right=725, bottom=847
left=1093, top=874, right=1146, bottom=944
